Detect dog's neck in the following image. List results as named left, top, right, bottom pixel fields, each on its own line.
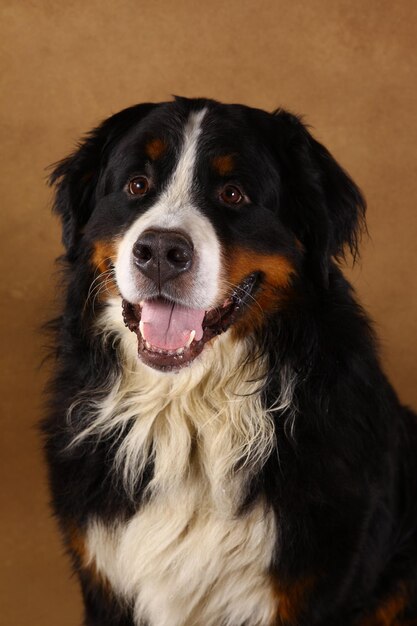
left=67, top=297, right=296, bottom=509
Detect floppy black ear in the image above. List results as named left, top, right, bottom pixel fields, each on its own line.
left=49, top=102, right=156, bottom=256
left=271, top=110, right=366, bottom=284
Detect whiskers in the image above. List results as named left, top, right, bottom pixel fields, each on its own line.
left=221, top=278, right=264, bottom=315
left=84, top=259, right=117, bottom=314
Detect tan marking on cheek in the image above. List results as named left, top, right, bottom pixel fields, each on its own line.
left=360, top=589, right=408, bottom=626
left=212, top=154, right=235, bottom=175
left=145, top=138, right=167, bottom=160
left=225, top=247, right=296, bottom=338
left=92, top=240, right=118, bottom=274
left=90, top=240, right=119, bottom=300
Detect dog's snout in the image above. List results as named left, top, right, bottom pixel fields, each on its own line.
left=133, top=229, right=193, bottom=286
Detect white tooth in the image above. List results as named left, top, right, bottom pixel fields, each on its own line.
left=139, top=300, right=144, bottom=306
left=139, top=321, right=145, bottom=337
left=186, top=330, right=196, bottom=347
left=145, top=341, right=151, bottom=350
left=176, top=347, right=184, bottom=355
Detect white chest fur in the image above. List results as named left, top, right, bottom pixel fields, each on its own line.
left=73, top=299, right=290, bottom=625
left=86, top=486, right=277, bottom=626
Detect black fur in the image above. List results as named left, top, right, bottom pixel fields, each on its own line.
left=44, top=97, right=417, bottom=625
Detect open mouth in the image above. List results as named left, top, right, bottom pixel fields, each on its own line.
left=122, top=273, right=261, bottom=371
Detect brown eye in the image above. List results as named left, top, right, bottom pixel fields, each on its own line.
left=128, top=176, right=150, bottom=196
left=220, top=185, right=244, bottom=205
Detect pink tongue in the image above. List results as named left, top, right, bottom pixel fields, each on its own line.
left=141, top=300, right=205, bottom=350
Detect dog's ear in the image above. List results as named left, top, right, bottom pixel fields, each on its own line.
left=49, top=103, right=156, bottom=257
left=271, top=110, right=366, bottom=285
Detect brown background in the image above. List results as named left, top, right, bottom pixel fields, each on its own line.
left=1, top=1, right=416, bottom=624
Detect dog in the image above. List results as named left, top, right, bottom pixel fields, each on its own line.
left=44, top=96, right=417, bottom=625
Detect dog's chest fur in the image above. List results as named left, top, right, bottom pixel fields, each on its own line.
left=80, top=301, right=279, bottom=626
left=86, top=487, right=277, bottom=626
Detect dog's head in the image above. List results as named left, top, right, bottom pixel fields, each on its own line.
left=50, top=97, right=365, bottom=371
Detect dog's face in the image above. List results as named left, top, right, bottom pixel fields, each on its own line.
left=51, top=97, right=365, bottom=371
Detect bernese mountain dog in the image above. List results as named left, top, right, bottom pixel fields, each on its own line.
left=44, top=96, right=417, bottom=625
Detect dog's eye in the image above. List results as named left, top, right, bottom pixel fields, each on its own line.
left=220, top=185, right=244, bottom=206
left=128, top=176, right=150, bottom=196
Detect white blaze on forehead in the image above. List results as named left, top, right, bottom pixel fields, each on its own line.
left=164, top=107, right=206, bottom=206
left=115, top=107, right=222, bottom=309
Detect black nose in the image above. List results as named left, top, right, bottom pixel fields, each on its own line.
left=132, top=229, right=194, bottom=287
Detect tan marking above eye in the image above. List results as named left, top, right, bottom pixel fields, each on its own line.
left=145, top=138, right=167, bottom=161
left=212, top=154, right=235, bottom=175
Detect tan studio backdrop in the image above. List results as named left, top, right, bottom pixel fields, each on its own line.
left=1, top=1, right=416, bottom=624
